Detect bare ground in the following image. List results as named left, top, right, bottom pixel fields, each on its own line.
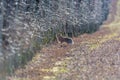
left=8, top=0, right=120, bottom=80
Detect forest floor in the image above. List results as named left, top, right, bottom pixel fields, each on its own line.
left=8, top=0, right=120, bottom=80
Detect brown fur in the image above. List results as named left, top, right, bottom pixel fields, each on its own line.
left=56, top=34, right=74, bottom=44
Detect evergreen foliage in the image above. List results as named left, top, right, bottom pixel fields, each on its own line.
left=0, top=0, right=111, bottom=76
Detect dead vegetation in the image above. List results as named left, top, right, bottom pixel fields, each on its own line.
left=8, top=0, right=120, bottom=80
left=8, top=24, right=120, bottom=80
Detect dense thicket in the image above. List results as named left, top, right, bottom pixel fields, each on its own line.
left=0, top=0, right=110, bottom=77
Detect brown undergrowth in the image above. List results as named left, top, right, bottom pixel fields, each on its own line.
left=8, top=0, right=120, bottom=80
left=8, top=25, right=120, bottom=80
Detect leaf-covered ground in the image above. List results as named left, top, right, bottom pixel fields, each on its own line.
left=8, top=0, right=120, bottom=80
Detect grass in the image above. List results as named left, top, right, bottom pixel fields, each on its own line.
left=8, top=77, right=31, bottom=80
left=88, top=4, right=120, bottom=50
left=8, top=1, right=120, bottom=79
left=43, top=76, right=56, bottom=80
left=87, top=32, right=118, bottom=51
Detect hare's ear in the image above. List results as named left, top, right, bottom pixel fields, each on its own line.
left=56, top=34, right=61, bottom=44
left=60, top=33, right=63, bottom=36
left=58, top=33, right=63, bottom=37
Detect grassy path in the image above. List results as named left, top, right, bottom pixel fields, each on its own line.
left=9, top=0, right=120, bottom=80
